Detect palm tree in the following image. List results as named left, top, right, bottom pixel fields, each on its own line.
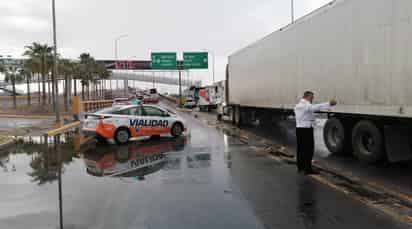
left=4, top=67, right=24, bottom=109
left=23, top=43, right=53, bottom=106
left=95, top=63, right=111, bottom=98
left=0, top=63, right=5, bottom=73
left=78, top=53, right=96, bottom=100
left=71, top=62, right=80, bottom=97
left=22, top=59, right=40, bottom=106
left=58, top=59, right=76, bottom=111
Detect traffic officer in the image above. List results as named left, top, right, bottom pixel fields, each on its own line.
left=294, top=91, right=337, bottom=175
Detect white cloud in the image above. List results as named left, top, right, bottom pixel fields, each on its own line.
left=0, top=0, right=339, bottom=86
left=59, top=47, right=81, bottom=59
left=0, top=15, right=48, bottom=32
left=0, top=0, right=47, bottom=15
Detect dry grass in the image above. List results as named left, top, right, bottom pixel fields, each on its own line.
left=0, top=136, right=12, bottom=144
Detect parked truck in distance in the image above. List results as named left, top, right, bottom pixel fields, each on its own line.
left=184, top=82, right=225, bottom=111
left=225, top=0, right=412, bottom=163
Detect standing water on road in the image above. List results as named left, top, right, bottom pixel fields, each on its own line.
left=0, top=112, right=409, bottom=229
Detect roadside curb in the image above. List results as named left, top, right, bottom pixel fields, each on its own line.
left=0, top=138, right=15, bottom=151
left=176, top=108, right=193, bottom=113
left=0, top=114, right=54, bottom=119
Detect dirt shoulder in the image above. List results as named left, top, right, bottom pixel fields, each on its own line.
left=0, top=136, right=12, bottom=144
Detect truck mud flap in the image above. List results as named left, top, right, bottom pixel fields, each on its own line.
left=384, top=125, right=412, bottom=162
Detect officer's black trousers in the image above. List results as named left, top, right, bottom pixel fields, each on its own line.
left=296, top=127, right=314, bottom=172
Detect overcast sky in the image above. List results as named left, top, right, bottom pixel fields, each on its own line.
left=0, top=0, right=331, bottom=84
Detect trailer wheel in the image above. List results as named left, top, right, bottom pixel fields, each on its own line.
left=323, top=118, right=351, bottom=155
left=352, top=121, right=384, bottom=163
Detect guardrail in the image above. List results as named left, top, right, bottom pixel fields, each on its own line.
left=0, top=95, right=40, bottom=100
left=44, top=121, right=94, bottom=152
left=46, top=121, right=81, bottom=137
left=72, top=96, right=113, bottom=118
left=160, top=94, right=180, bottom=105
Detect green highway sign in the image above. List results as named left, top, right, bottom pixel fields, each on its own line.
left=183, top=52, right=208, bottom=69
left=151, top=52, right=177, bottom=70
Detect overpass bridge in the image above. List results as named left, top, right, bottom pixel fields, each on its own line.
left=111, top=71, right=200, bottom=87
left=0, top=71, right=201, bottom=93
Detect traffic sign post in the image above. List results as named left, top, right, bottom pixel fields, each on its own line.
left=149, top=51, right=208, bottom=107
left=183, top=52, right=208, bottom=69
left=151, top=52, right=177, bottom=70
left=178, top=70, right=182, bottom=108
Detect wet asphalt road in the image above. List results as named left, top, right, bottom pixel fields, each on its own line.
left=235, top=115, right=412, bottom=197
left=0, top=107, right=410, bottom=229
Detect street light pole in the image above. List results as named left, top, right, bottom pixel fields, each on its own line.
left=114, top=34, right=128, bottom=96
left=202, top=49, right=215, bottom=84
left=211, top=51, right=215, bottom=84
left=51, top=3, right=62, bottom=229
left=114, top=34, right=129, bottom=63
left=52, top=0, right=60, bottom=123
left=291, top=0, right=295, bottom=23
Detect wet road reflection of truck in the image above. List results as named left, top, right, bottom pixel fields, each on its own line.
left=224, top=0, right=412, bottom=164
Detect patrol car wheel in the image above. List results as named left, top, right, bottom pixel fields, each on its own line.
left=171, top=123, right=183, bottom=137
left=114, top=128, right=130, bottom=145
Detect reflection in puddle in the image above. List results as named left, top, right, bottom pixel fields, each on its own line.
left=297, top=178, right=318, bottom=229
left=0, top=136, right=78, bottom=185
left=187, top=152, right=211, bottom=168
left=0, top=135, right=214, bottom=229
left=83, top=137, right=190, bottom=179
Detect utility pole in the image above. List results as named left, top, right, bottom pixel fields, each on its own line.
left=52, top=0, right=60, bottom=123
left=114, top=35, right=128, bottom=64
left=152, top=72, right=155, bottom=88
left=212, top=53, right=215, bottom=84
left=178, top=69, right=182, bottom=108
left=291, top=0, right=295, bottom=23
left=203, top=49, right=215, bottom=84
left=11, top=69, right=16, bottom=109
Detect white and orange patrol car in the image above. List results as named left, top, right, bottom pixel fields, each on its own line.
left=82, top=105, right=186, bottom=144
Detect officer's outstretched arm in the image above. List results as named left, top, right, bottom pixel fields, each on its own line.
left=307, top=103, right=331, bottom=112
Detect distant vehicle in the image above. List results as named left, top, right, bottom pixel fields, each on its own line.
left=142, top=95, right=160, bottom=104
left=194, top=83, right=225, bottom=111
left=142, top=88, right=160, bottom=104
left=82, top=104, right=187, bottom=144
left=149, top=88, right=157, bottom=94
left=113, top=96, right=140, bottom=106
left=184, top=96, right=196, bottom=108
left=136, top=92, right=144, bottom=100
left=225, top=0, right=412, bottom=163
left=112, top=98, right=132, bottom=106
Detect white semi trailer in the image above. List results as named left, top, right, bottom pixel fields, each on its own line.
left=227, top=0, right=412, bottom=163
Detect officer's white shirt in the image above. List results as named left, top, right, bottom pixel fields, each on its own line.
left=294, top=99, right=331, bottom=128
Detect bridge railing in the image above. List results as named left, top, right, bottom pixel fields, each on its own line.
left=160, top=94, right=181, bottom=105
left=72, top=96, right=113, bottom=119
left=0, top=94, right=41, bottom=100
